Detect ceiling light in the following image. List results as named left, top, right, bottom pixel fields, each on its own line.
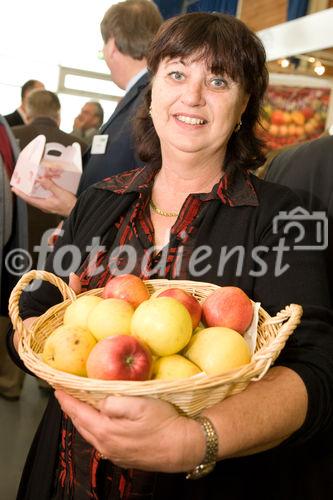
left=280, top=58, right=290, bottom=68
left=313, top=61, right=326, bottom=75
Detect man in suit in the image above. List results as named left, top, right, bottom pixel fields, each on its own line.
left=12, top=89, right=87, bottom=152
left=4, top=79, right=45, bottom=127
left=71, top=101, right=104, bottom=147
left=3, top=91, right=88, bottom=399
left=11, top=90, right=87, bottom=270
left=265, top=135, right=333, bottom=302
left=12, top=0, right=163, bottom=217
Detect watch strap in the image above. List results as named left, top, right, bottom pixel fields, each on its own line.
left=186, top=415, right=219, bottom=480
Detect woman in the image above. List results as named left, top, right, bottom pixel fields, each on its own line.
left=9, top=13, right=333, bottom=500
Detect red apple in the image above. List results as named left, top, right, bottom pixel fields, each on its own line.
left=102, top=274, right=150, bottom=308
left=202, top=286, right=253, bottom=335
left=156, top=288, right=202, bottom=329
left=86, top=335, right=152, bottom=381
left=271, top=109, right=285, bottom=126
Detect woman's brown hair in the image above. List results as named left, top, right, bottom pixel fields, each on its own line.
left=134, top=12, right=269, bottom=171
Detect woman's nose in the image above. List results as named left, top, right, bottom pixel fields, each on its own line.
left=181, top=81, right=205, bottom=107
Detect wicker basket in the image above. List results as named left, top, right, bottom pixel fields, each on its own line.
left=9, top=270, right=303, bottom=417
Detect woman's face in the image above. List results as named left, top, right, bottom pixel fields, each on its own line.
left=151, top=56, right=249, bottom=159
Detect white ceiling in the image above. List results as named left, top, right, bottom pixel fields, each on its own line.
left=0, top=0, right=120, bottom=75
left=0, top=1, right=122, bottom=129
left=258, top=8, right=333, bottom=61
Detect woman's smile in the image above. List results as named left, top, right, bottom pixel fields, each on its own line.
left=173, top=113, right=208, bottom=127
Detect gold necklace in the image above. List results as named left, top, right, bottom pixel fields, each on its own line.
left=149, top=198, right=179, bottom=217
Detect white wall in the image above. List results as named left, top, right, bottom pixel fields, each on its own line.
left=0, top=0, right=121, bottom=130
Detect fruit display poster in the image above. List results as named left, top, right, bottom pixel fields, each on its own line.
left=259, top=85, right=331, bottom=151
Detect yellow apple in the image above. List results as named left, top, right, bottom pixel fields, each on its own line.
left=152, top=354, right=201, bottom=380
left=131, top=297, right=192, bottom=356
left=184, top=326, right=251, bottom=376
left=63, top=295, right=103, bottom=329
left=42, top=325, right=96, bottom=376
left=87, top=298, right=134, bottom=340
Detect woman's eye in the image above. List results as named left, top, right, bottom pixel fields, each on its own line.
left=210, top=78, right=227, bottom=88
left=169, top=71, right=184, bottom=81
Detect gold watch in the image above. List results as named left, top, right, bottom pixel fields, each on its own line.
left=186, top=416, right=219, bottom=480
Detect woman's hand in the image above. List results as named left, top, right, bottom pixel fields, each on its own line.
left=55, top=390, right=205, bottom=472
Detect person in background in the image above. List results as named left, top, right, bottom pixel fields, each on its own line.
left=0, top=115, right=28, bottom=401
left=4, top=79, right=44, bottom=127
left=9, top=90, right=87, bottom=398
left=8, top=12, right=333, bottom=500
left=12, top=90, right=87, bottom=153
left=12, top=0, right=163, bottom=218
left=264, top=134, right=333, bottom=302
left=71, top=101, right=104, bottom=146
left=11, top=89, right=88, bottom=272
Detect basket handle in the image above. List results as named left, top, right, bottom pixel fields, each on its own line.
left=8, top=270, right=77, bottom=343
left=251, top=303, right=303, bottom=379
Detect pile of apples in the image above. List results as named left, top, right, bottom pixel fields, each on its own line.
left=42, top=274, right=254, bottom=382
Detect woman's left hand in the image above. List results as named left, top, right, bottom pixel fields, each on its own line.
left=55, top=390, right=204, bottom=472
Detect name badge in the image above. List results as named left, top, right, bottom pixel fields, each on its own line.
left=91, top=134, right=108, bottom=154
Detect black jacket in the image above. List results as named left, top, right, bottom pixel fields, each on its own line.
left=77, top=72, right=149, bottom=194
left=9, top=167, right=333, bottom=499
left=4, top=109, right=24, bottom=127
left=265, top=135, right=333, bottom=302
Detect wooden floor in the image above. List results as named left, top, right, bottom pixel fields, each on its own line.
left=0, top=375, right=48, bottom=499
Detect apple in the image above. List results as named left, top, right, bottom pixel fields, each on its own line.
left=282, top=111, right=291, bottom=124
left=302, top=106, right=314, bottom=120
left=63, top=295, right=103, bottom=329
left=155, top=288, right=202, bottom=329
left=131, top=297, right=192, bottom=356
left=86, top=335, right=152, bottom=381
left=42, top=325, right=96, bottom=376
left=102, top=274, right=150, bottom=308
left=270, top=110, right=285, bottom=126
left=268, top=124, right=279, bottom=137
left=152, top=354, right=201, bottom=380
left=184, top=326, right=251, bottom=376
left=291, top=110, right=305, bottom=126
left=87, top=298, right=134, bottom=341
left=278, top=125, right=288, bottom=137
left=202, top=286, right=253, bottom=334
